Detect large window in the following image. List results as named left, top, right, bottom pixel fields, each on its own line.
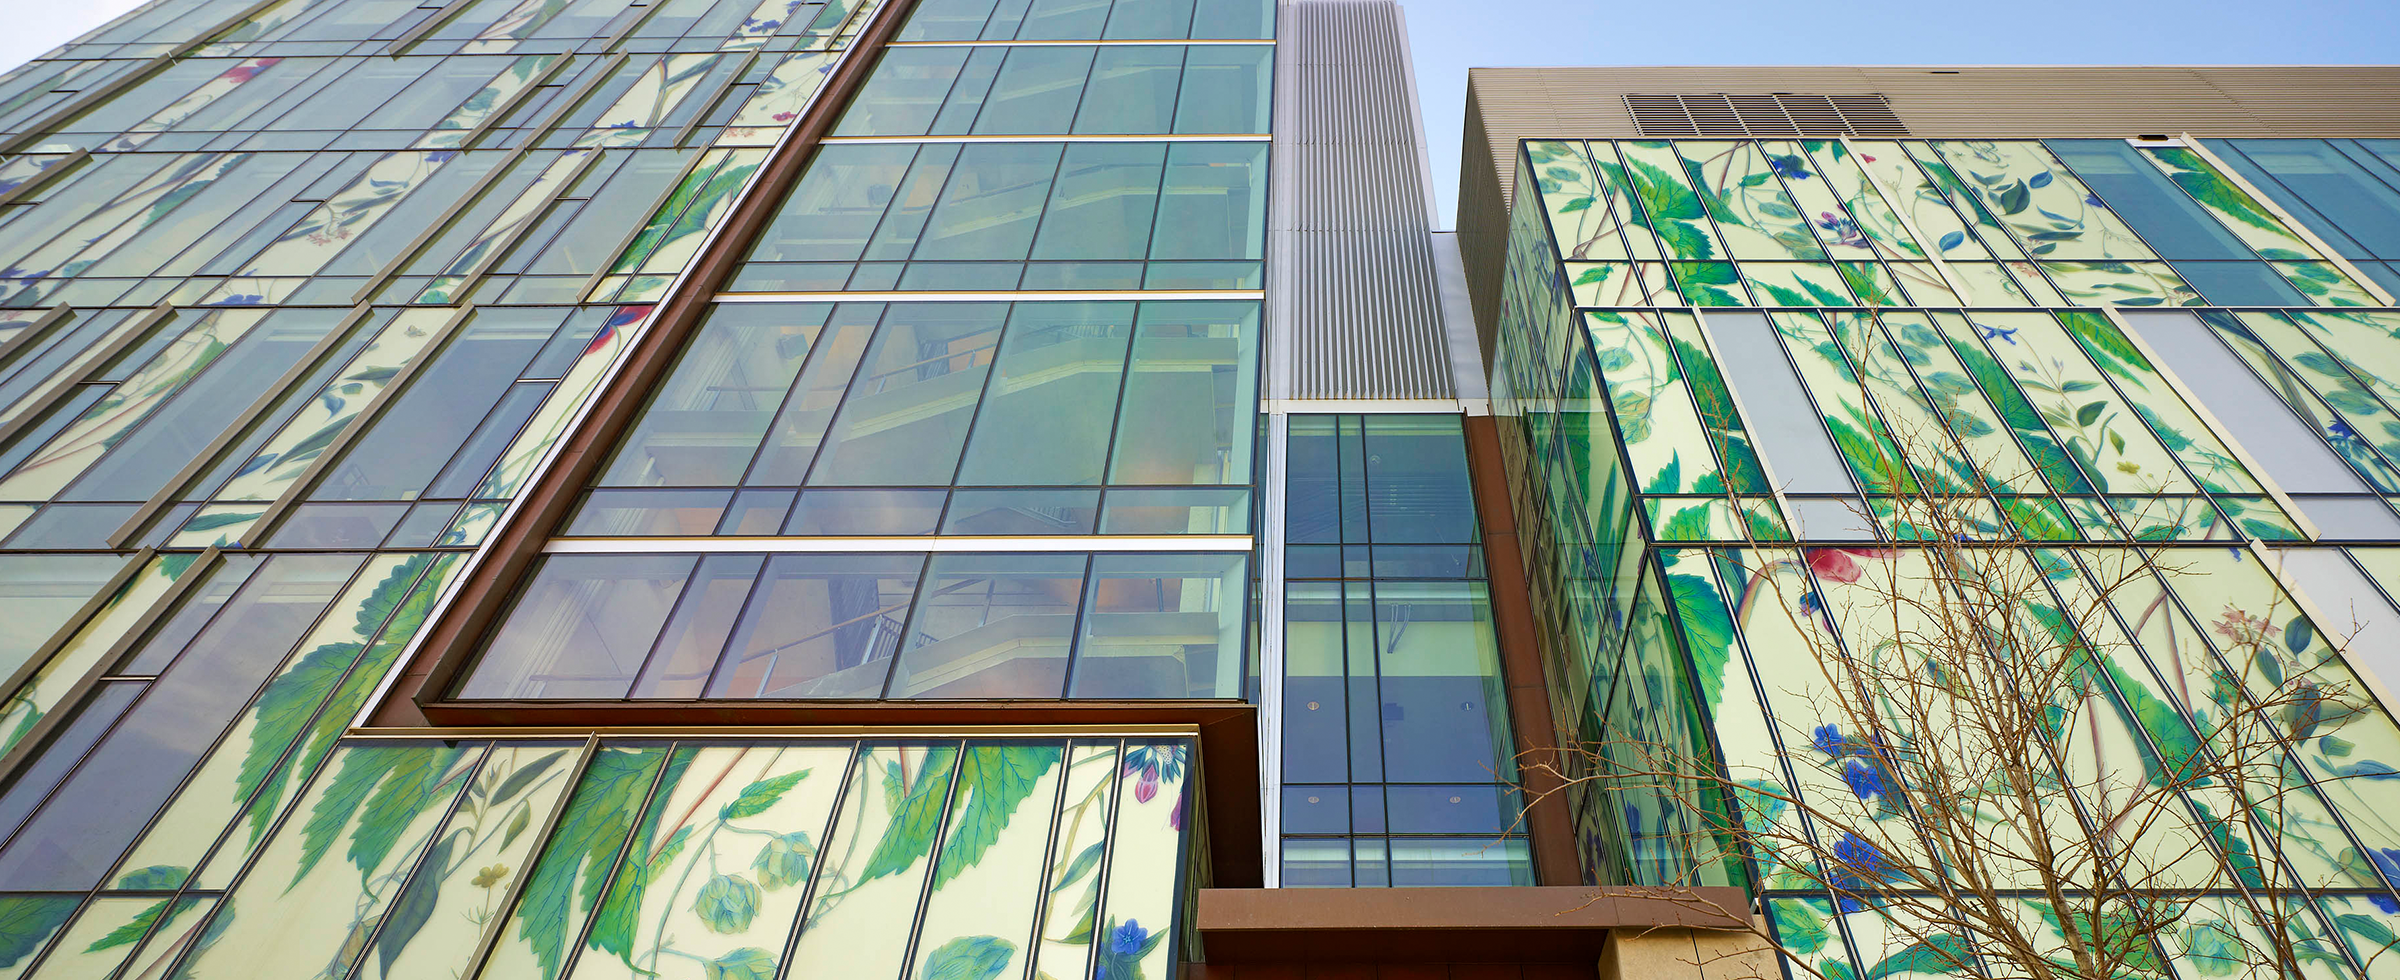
left=572, top=300, right=1257, bottom=536
left=733, top=142, right=1267, bottom=292
left=456, top=550, right=1249, bottom=700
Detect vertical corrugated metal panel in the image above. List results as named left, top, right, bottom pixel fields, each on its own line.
left=1272, top=0, right=1453, bottom=400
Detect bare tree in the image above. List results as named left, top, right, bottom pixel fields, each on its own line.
left=1526, top=435, right=2391, bottom=980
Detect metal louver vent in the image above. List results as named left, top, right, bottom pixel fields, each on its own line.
left=1626, top=93, right=1909, bottom=137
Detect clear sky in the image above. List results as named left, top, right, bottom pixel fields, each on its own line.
left=6, top=0, right=2396, bottom=229
left=1403, top=0, right=2400, bottom=227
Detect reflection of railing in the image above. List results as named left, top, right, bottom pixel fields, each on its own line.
left=859, top=338, right=998, bottom=394
left=724, top=575, right=987, bottom=695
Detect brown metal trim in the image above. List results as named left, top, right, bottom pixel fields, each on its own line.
left=106, top=303, right=380, bottom=549
left=380, top=0, right=923, bottom=726
left=399, top=700, right=1265, bottom=887
left=1463, top=414, right=1579, bottom=887
left=1195, top=884, right=1752, bottom=963
left=0, top=304, right=75, bottom=376
left=0, top=547, right=221, bottom=788
left=0, top=303, right=173, bottom=452
left=0, top=151, right=87, bottom=210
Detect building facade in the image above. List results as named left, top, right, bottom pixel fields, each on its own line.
left=0, top=0, right=2392, bottom=975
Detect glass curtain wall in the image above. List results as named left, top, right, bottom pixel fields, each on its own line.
left=1496, top=134, right=2400, bottom=980
left=1277, top=414, right=1531, bottom=887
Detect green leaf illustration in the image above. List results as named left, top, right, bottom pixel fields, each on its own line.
left=1864, top=935, right=1979, bottom=980
left=922, top=935, right=1016, bottom=980
left=858, top=747, right=959, bottom=884
left=0, top=896, right=77, bottom=968
left=490, top=749, right=571, bottom=806
left=1666, top=570, right=1735, bottom=712
left=512, top=746, right=671, bottom=980
left=703, top=947, right=778, bottom=980
left=933, top=746, right=1061, bottom=888
left=588, top=747, right=697, bottom=965
left=720, top=768, right=811, bottom=821
left=85, top=896, right=199, bottom=954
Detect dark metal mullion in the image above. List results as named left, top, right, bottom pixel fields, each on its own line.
left=2017, top=553, right=2281, bottom=968
left=990, top=131, right=1074, bottom=285
left=730, top=309, right=865, bottom=490
left=576, top=140, right=730, bottom=303
left=1015, top=737, right=1083, bottom=980
left=675, top=51, right=756, bottom=147
left=794, top=302, right=898, bottom=490
left=1560, top=140, right=1645, bottom=271
left=0, top=546, right=225, bottom=802
left=0, top=303, right=173, bottom=455
left=842, top=141, right=941, bottom=279
left=612, top=552, right=715, bottom=700
left=639, top=548, right=766, bottom=698
left=137, top=554, right=448, bottom=890
left=1063, top=737, right=1130, bottom=977
left=429, top=144, right=610, bottom=299
left=1667, top=547, right=1820, bottom=897
left=0, top=305, right=72, bottom=386
left=1765, top=549, right=1980, bottom=900
left=381, top=0, right=481, bottom=55
left=1657, top=139, right=1755, bottom=306
left=2054, top=549, right=2382, bottom=952
left=345, top=52, right=628, bottom=306
left=1053, top=554, right=1097, bottom=696
left=2240, top=309, right=2400, bottom=487
left=768, top=738, right=867, bottom=974
left=1934, top=309, right=2116, bottom=516
left=239, top=302, right=483, bottom=547
left=2048, top=311, right=2250, bottom=537
left=1859, top=312, right=2021, bottom=504
left=2035, top=139, right=2191, bottom=267
left=2197, top=309, right=2400, bottom=496
left=450, top=734, right=605, bottom=980
left=0, top=151, right=88, bottom=211
left=545, top=740, right=689, bottom=980
left=106, top=303, right=383, bottom=549
left=2132, top=547, right=2400, bottom=937
left=863, top=553, right=939, bottom=699
left=939, top=298, right=1028, bottom=488
left=892, top=739, right=972, bottom=978
left=81, top=551, right=394, bottom=899
left=0, top=545, right=152, bottom=731
left=332, top=742, right=506, bottom=980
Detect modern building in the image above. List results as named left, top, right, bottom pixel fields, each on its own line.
left=0, top=0, right=2394, bottom=975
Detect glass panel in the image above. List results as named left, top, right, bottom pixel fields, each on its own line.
left=1068, top=553, right=1245, bottom=698
left=706, top=554, right=927, bottom=698
left=477, top=744, right=673, bottom=980
left=599, top=304, right=831, bottom=487
left=806, top=304, right=1005, bottom=486
left=311, top=309, right=558, bottom=501
left=782, top=743, right=957, bottom=977
left=887, top=554, right=1086, bottom=698
left=460, top=554, right=698, bottom=700
left=954, top=303, right=1133, bottom=486
left=1106, top=301, right=1257, bottom=487
left=1372, top=581, right=1509, bottom=782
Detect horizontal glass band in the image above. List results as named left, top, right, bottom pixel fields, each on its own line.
left=543, top=534, right=1255, bottom=552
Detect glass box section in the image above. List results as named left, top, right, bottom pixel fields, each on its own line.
left=569, top=300, right=1258, bottom=536
left=457, top=550, right=1250, bottom=700
left=1278, top=414, right=1531, bottom=887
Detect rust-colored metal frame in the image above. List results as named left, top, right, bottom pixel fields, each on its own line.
left=1464, top=414, right=1581, bottom=886
left=377, top=0, right=924, bottom=725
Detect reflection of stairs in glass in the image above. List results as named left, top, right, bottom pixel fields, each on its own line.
left=756, top=611, right=1219, bottom=699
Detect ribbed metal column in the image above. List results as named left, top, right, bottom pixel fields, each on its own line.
left=1272, top=0, right=1455, bottom=401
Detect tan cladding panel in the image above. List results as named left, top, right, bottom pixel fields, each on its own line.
left=1454, top=65, right=2400, bottom=355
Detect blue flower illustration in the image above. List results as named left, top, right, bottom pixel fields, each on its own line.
left=1976, top=320, right=2019, bottom=345
left=2369, top=849, right=2400, bottom=912
left=1769, top=155, right=1812, bottom=180
left=1827, top=833, right=1894, bottom=910
left=1842, top=759, right=1886, bottom=802
left=1111, top=920, right=1149, bottom=955
left=1812, top=724, right=1846, bottom=758
left=1815, top=212, right=1870, bottom=249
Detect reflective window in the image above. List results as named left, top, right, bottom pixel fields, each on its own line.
left=835, top=44, right=1269, bottom=136
left=457, top=550, right=1250, bottom=700
left=734, top=141, right=1266, bottom=291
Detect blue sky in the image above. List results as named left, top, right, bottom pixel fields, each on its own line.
left=1401, top=0, right=2400, bottom=227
